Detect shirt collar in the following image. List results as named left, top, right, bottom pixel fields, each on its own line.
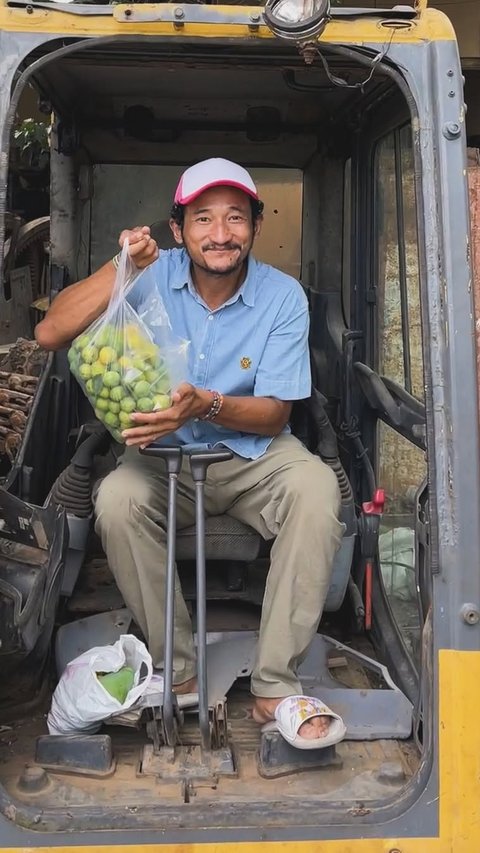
left=171, top=249, right=257, bottom=308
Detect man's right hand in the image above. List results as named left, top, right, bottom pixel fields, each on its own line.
left=119, top=225, right=159, bottom=270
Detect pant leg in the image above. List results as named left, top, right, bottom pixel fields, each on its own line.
left=210, top=434, right=344, bottom=698
left=93, top=448, right=198, bottom=681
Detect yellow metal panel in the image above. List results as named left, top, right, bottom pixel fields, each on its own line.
left=0, top=5, right=457, bottom=42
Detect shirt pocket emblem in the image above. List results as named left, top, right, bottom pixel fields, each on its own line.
left=240, top=356, right=252, bottom=370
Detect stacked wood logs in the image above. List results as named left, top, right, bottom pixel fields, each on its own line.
left=0, top=339, right=47, bottom=467
left=0, top=370, right=38, bottom=462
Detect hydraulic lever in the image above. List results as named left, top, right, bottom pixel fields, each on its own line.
left=187, top=449, right=233, bottom=751
left=139, top=445, right=183, bottom=746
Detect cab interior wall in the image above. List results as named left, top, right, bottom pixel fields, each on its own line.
left=30, top=43, right=400, bottom=287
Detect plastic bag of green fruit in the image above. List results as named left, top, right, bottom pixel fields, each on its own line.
left=67, top=240, right=189, bottom=442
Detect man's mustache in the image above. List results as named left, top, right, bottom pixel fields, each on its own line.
left=202, top=243, right=242, bottom=252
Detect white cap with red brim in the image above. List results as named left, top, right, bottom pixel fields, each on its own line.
left=174, top=158, right=259, bottom=206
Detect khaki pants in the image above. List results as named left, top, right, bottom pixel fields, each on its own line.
left=94, top=433, right=343, bottom=698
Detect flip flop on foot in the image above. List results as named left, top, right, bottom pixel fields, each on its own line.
left=259, top=695, right=346, bottom=750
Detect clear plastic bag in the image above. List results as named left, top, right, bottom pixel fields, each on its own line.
left=68, top=241, right=188, bottom=442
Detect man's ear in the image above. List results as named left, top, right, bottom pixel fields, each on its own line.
left=253, top=214, right=263, bottom=240
left=169, top=218, right=183, bottom=245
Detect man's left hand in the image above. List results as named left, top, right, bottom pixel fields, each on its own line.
left=121, top=382, right=209, bottom=447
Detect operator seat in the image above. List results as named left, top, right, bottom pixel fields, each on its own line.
left=175, top=388, right=356, bottom=612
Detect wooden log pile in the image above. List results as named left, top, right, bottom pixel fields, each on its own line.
left=0, top=370, right=38, bottom=462
left=0, top=339, right=47, bottom=466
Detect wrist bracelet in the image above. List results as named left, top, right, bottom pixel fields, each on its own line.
left=201, top=390, right=224, bottom=422
left=112, top=252, right=121, bottom=270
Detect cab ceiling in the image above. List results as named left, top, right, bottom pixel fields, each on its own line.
left=30, top=44, right=392, bottom=168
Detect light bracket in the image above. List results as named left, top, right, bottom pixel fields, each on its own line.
left=264, top=0, right=331, bottom=43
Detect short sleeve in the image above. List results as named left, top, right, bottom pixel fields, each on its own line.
left=254, top=288, right=311, bottom=401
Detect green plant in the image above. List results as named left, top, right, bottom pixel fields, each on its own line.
left=13, top=118, right=50, bottom=169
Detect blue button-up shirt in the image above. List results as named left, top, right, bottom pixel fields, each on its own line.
left=128, top=248, right=310, bottom=459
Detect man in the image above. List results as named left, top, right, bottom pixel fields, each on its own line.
left=36, top=158, right=345, bottom=745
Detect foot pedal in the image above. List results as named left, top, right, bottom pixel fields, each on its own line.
left=257, top=730, right=342, bottom=779
left=139, top=743, right=236, bottom=782
left=35, top=734, right=115, bottom=777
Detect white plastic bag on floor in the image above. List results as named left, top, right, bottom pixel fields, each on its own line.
left=47, top=634, right=153, bottom=735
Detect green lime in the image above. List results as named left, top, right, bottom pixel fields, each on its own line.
left=96, top=398, right=110, bottom=412
left=136, top=397, right=154, bottom=413
left=133, top=380, right=151, bottom=400
left=75, top=334, right=91, bottom=352
left=153, top=393, right=171, bottom=411
left=81, top=345, right=99, bottom=364
left=119, top=410, right=133, bottom=426
left=91, top=361, right=105, bottom=378
left=94, top=407, right=106, bottom=421
left=120, top=396, right=136, bottom=413
left=99, top=346, right=117, bottom=366
left=109, top=401, right=121, bottom=414
left=104, top=411, right=119, bottom=428
left=85, top=379, right=94, bottom=395
left=96, top=326, right=115, bottom=347
left=144, top=369, right=160, bottom=384
left=103, top=371, right=121, bottom=388
left=99, top=386, right=110, bottom=399
left=109, top=385, right=125, bottom=403
left=78, top=363, right=92, bottom=380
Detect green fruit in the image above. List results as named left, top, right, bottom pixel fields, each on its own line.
left=85, top=379, right=94, bottom=395
left=91, top=361, right=105, bottom=377
left=109, top=401, right=121, bottom=414
left=82, top=345, right=99, bottom=364
left=104, top=411, right=120, bottom=428
left=133, top=380, right=151, bottom=400
left=144, top=369, right=160, bottom=384
left=120, top=396, right=136, bottom=413
left=78, top=363, right=92, bottom=380
left=103, top=371, right=121, bottom=388
left=99, top=346, right=117, bottom=366
left=132, top=357, right=148, bottom=371
left=153, top=393, right=171, bottom=411
left=67, top=347, right=75, bottom=364
left=97, top=666, right=135, bottom=703
left=119, top=410, right=133, bottom=426
left=99, top=386, right=110, bottom=399
left=136, top=397, right=154, bottom=413
left=75, top=334, right=91, bottom=352
left=96, top=398, right=110, bottom=412
left=109, top=385, right=125, bottom=402
left=94, top=407, right=106, bottom=421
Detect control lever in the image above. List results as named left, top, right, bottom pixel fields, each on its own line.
left=139, top=445, right=183, bottom=746
left=187, top=449, right=233, bottom=751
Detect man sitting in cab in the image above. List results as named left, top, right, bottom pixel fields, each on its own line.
left=35, top=158, right=346, bottom=749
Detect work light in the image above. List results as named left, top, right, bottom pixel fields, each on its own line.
left=264, top=0, right=331, bottom=43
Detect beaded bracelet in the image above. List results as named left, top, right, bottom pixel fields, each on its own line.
left=201, top=390, right=224, bottom=422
